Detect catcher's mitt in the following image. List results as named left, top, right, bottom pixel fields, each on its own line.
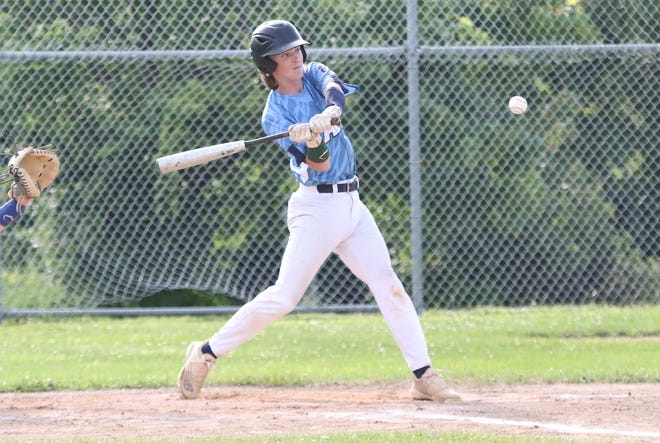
left=7, top=145, right=60, bottom=198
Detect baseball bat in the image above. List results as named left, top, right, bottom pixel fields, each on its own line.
left=156, top=118, right=340, bottom=174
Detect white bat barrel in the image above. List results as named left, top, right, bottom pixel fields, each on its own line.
left=156, top=141, right=247, bottom=173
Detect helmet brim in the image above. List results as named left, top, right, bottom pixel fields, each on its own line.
left=262, top=38, right=310, bottom=57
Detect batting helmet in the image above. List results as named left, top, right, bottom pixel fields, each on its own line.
left=250, top=20, right=310, bottom=75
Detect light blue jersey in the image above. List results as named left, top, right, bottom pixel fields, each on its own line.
left=261, top=62, right=359, bottom=185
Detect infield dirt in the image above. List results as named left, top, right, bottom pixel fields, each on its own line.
left=1, top=382, right=659, bottom=442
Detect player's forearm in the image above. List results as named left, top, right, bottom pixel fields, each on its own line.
left=0, top=197, right=31, bottom=231
left=305, top=141, right=330, bottom=171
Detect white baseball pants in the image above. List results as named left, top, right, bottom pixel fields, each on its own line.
left=208, top=183, right=432, bottom=371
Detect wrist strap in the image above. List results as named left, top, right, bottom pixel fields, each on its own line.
left=306, top=142, right=330, bottom=163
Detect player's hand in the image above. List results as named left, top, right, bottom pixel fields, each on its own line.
left=13, top=194, right=33, bottom=207
left=305, top=133, right=322, bottom=148
left=289, top=123, right=322, bottom=148
left=309, top=105, right=342, bottom=133
left=288, top=123, right=315, bottom=143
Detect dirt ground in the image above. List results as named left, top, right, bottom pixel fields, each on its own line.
left=1, top=382, right=659, bottom=442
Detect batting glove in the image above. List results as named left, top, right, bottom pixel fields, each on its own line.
left=309, top=105, right=342, bottom=133
left=289, top=123, right=315, bottom=143
left=288, top=123, right=322, bottom=148
left=305, top=133, right=322, bottom=148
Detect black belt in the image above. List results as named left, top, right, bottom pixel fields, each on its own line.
left=316, top=178, right=359, bottom=193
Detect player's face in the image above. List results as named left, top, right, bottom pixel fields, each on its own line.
left=271, top=46, right=304, bottom=82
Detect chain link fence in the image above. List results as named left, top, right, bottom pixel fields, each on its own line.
left=1, top=1, right=657, bottom=314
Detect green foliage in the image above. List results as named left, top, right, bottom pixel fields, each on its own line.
left=0, top=1, right=656, bottom=308
left=585, top=0, right=659, bottom=43
left=1, top=268, right=67, bottom=309
left=133, top=289, right=241, bottom=308
left=416, top=46, right=658, bottom=306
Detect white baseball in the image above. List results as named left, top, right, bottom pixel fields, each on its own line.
left=508, top=96, right=527, bottom=114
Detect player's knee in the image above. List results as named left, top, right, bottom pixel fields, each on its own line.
left=260, top=289, right=302, bottom=315
left=369, top=269, right=408, bottom=299
left=380, top=268, right=403, bottom=289
left=277, top=297, right=300, bottom=314
left=387, top=278, right=408, bottom=301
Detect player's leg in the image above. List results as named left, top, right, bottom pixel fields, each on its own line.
left=206, top=216, right=331, bottom=355
left=178, top=189, right=351, bottom=398
left=178, top=209, right=330, bottom=399
left=335, top=194, right=461, bottom=401
left=206, top=191, right=353, bottom=356
left=335, top=196, right=430, bottom=369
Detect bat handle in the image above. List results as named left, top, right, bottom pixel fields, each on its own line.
left=245, top=117, right=343, bottom=148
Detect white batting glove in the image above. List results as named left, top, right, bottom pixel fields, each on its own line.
left=289, top=123, right=322, bottom=147
left=309, top=105, right=342, bottom=133
left=288, top=123, right=315, bottom=143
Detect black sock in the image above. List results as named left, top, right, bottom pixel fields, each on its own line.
left=201, top=342, right=217, bottom=358
left=413, top=365, right=430, bottom=379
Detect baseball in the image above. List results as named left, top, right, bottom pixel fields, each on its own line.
left=508, top=96, right=527, bottom=114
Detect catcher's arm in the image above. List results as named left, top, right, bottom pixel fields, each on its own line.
left=0, top=197, right=31, bottom=232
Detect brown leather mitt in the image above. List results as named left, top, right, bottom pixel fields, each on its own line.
left=8, top=145, right=60, bottom=198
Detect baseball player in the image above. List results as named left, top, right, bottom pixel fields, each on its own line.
left=0, top=146, right=59, bottom=232
left=178, top=20, right=461, bottom=402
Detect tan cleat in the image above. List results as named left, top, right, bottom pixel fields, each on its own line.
left=177, top=341, right=216, bottom=399
left=411, top=368, right=462, bottom=402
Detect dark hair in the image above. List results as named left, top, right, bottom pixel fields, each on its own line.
left=260, top=72, right=279, bottom=90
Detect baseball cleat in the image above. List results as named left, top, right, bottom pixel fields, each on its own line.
left=410, top=368, right=462, bottom=402
left=177, top=341, right=216, bottom=399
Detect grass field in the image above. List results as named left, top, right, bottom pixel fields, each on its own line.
left=1, top=305, right=658, bottom=442
left=1, top=304, right=658, bottom=391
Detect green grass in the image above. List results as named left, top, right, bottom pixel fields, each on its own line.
left=2, top=305, right=655, bottom=442
left=1, top=304, right=658, bottom=392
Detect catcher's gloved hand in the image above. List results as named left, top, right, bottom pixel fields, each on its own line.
left=7, top=145, right=60, bottom=199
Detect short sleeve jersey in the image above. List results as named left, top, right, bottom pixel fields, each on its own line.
left=261, top=62, right=359, bottom=185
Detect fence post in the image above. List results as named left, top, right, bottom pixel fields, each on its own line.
left=407, top=0, right=424, bottom=313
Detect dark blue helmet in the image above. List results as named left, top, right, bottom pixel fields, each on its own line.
left=250, top=20, right=309, bottom=75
